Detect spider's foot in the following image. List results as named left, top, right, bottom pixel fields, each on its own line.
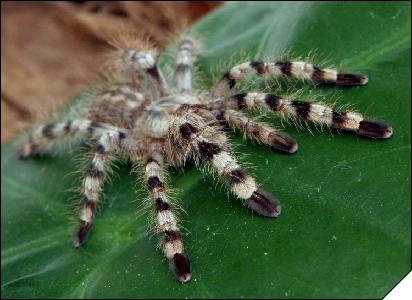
left=335, top=73, right=368, bottom=86
left=357, top=120, right=393, bottom=139
left=73, top=221, right=92, bottom=248
left=16, top=142, right=38, bottom=159
left=169, top=253, right=192, bottom=283
left=270, top=132, right=298, bottom=153
left=247, top=188, right=282, bottom=218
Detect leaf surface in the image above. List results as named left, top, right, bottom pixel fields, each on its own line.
left=1, top=2, right=411, bottom=298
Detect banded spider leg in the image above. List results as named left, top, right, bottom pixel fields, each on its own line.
left=143, top=150, right=191, bottom=283
left=211, top=93, right=393, bottom=140
left=212, top=60, right=369, bottom=97
left=208, top=59, right=392, bottom=141
left=16, top=118, right=141, bottom=245
left=74, top=128, right=139, bottom=246
left=170, top=109, right=281, bottom=218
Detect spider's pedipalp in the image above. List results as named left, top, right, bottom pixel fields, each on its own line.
left=220, top=93, right=393, bottom=139
left=144, top=151, right=191, bottom=283
left=109, top=47, right=169, bottom=96
left=211, top=60, right=368, bottom=96
left=74, top=129, right=129, bottom=247
left=223, top=109, right=298, bottom=153
left=170, top=113, right=281, bottom=217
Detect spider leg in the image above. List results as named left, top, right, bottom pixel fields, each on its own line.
left=143, top=150, right=191, bottom=283
left=211, top=60, right=368, bottom=96
left=16, top=119, right=119, bottom=158
left=186, top=103, right=297, bottom=153
left=176, top=37, right=198, bottom=93
left=17, top=83, right=148, bottom=159
left=223, top=109, right=298, bottom=153
left=73, top=129, right=134, bottom=247
left=170, top=112, right=281, bottom=217
left=213, top=93, right=393, bottom=139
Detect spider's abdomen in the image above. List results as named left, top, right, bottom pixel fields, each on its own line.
left=87, top=84, right=148, bottom=129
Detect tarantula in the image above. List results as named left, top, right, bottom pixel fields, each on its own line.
left=17, top=35, right=393, bottom=283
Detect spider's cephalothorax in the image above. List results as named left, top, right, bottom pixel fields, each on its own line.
left=17, top=36, right=393, bottom=283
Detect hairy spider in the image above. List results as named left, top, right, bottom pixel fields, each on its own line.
left=17, top=35, right=393, bottom=283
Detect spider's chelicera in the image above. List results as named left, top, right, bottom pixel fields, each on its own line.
left=17, top=36, right=393, bottom=283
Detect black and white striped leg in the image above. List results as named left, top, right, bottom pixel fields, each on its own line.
left=211, top=60, right=368, bottom=96
left=16, top=119, right=118, bottom=158
left=176, top=37, right=197, bottom=93
left=171, top=113, right=281, bottom=217
left=73, top=130, right=128, bottom=247
left=218, top=93, right=393, bottom=139
left=144, top=151, right=191, bottom=283
left=223, top=109, right=298, bottom=153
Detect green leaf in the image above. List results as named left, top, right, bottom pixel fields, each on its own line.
left=2, top=2, right=410, bottom=298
